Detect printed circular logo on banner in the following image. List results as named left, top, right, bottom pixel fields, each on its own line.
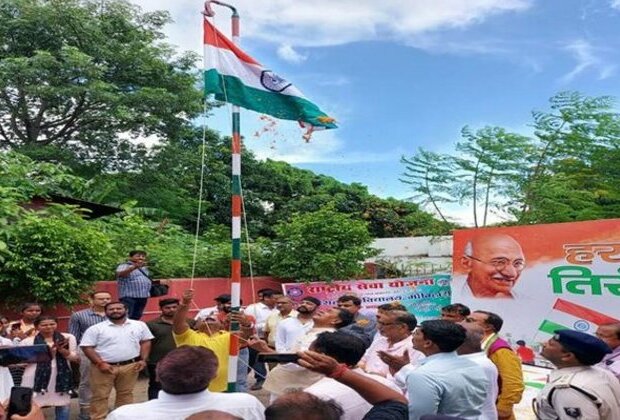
left=287, top=287, right=303, bottom=298
left=436, top=277, right=450, bottom=286
left=260, top=70, right=292, bottom=92
left=573, top=320, right=590, bottom=331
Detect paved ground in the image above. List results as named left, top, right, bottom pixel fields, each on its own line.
left=45, top=376, right=270, bottom=419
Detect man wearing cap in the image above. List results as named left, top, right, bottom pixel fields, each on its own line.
left=534, top=329, right=620, bottom=419
left=595, top=322, right=620, bottom=381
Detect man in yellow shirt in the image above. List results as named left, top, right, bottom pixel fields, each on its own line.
left=172, top=289, right=252, bottom=392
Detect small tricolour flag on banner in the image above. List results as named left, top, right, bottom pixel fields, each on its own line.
left=203, top=19, right=337, bottom=131
left=538, top=298, right=619, bottom=335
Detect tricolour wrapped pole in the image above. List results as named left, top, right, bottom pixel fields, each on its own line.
left=204, top=0, right=241, bottom=393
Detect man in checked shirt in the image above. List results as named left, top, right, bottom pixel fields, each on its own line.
left=115, top=250, right=152, bottom=320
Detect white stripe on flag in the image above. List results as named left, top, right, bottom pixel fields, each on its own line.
left=204, top=44, right=305, bottom=98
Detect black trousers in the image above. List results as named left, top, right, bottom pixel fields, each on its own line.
left=147, top=363, right=161, bottom=400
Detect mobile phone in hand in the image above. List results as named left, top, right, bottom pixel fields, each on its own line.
left=257, top=353, right=300, bottom=364
left=7, top=387, right=33, bottom=417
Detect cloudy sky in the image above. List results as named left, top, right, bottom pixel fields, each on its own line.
left=131, top=0, right=620, bottom=224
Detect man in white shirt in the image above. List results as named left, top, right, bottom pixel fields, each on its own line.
left=80, top=301, right=154, bottom=420
left=457, top=322, right=499, bottom=420
left=275, top=297, right=320, bottom=352
left=264, top=296, right=298, bottom=348
left=359, top=310, right=424, bottom=379
left=107, top=346, right=265, bottom=420
left=244, top=288, right=279, bottom=390
left=305, top=331, right=403, bottom=420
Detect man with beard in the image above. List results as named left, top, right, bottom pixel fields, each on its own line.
left=80, top=302, right=154, bottom=420
left=459, top=234, right=526, bottom=299
left=146, top=298, right=196, bottom=400
left=275, top=297, right=320, bottom=352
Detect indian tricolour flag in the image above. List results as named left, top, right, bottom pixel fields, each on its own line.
left=538, top=298, right=619, bottom=335
left=203, top=19, right=337, bottom=130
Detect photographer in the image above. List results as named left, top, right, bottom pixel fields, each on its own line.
left=115, top=251, right=152, bottom=320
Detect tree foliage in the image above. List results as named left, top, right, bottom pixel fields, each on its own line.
left=0, top=0, right=203, bottom=172
left=402, top=92, right=620, bottom=226
left=268, top=206, right=379, bottom=282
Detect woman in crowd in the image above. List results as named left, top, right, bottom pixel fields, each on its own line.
left=8, top=303, right=43, bottom=386
left=0, top=315, right=10, bottom=338
left=20, top=315, right=78, bottom=420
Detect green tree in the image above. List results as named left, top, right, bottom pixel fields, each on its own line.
left=1, top=206, right=114, bottom=306
left=402, top=92, right=620, bottom=226
left=401, top=149, right=456, bottom=224
left=269, top=206, right=378, bottom=282
left=0, top=0, right=203, bottom=172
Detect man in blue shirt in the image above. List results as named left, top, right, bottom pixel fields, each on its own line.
left=116, top=250, right=152, bottom=320
left=394, top=320, right=489, bottom=420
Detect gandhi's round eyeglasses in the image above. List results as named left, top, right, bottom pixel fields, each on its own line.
left=466, top=255, right=526, bottom=271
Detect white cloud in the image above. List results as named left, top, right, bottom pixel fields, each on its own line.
left=276, top=44, right=307, bottom=64
left=559, top=39, right=616, bottom=83
left=612, top=0, right=620, bottom=10
left=129, top=0, right=531, bottom=55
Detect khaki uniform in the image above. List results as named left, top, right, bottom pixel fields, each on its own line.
left=533, top=366, right=620, bottom=419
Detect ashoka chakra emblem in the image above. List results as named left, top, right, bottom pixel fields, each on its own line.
left=260, top=70, right=292, bottom=93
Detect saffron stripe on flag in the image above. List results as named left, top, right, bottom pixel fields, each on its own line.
left=204, top=20, right=259, bottom=65
left=553, top=298, right=620, bottom=325
left=538, top=319, right=569, bottom=335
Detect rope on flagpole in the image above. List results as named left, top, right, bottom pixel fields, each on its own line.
left=190, top=99, right=211, bottom=289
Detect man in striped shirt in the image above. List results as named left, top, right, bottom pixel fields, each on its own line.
left=69, top=290, right=112, bottom=420
left=116, top=250, right=152, bottom=320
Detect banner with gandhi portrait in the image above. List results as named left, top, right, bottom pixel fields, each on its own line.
left=452, top=218, right=620, bottom=344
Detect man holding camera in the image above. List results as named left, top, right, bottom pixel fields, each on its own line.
left=115, top=250, right=152, bottom=320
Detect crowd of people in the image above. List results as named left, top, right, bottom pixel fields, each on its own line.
left=1, top=250, right=620, bottom=419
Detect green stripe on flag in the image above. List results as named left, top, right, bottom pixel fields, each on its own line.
left=204, top=70, right=336, bottom=129
left=538, top=319, right=569, bottom=335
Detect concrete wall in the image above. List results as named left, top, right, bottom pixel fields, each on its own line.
left=2, top=276, right=284, bottom=331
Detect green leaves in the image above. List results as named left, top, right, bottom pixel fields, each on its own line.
left=268, top=206, right=379, bottom=282
left=0, top=0, right=203, bottom=170
left=0, top=209, right=113, bottom=306
left=401, top=92, right=620, bottom=226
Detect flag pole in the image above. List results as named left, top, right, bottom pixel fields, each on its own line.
left=204, top=0, right=241, bottom=393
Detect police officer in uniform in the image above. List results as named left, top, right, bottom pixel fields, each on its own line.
left=533, top=329, right=620, bottom=420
